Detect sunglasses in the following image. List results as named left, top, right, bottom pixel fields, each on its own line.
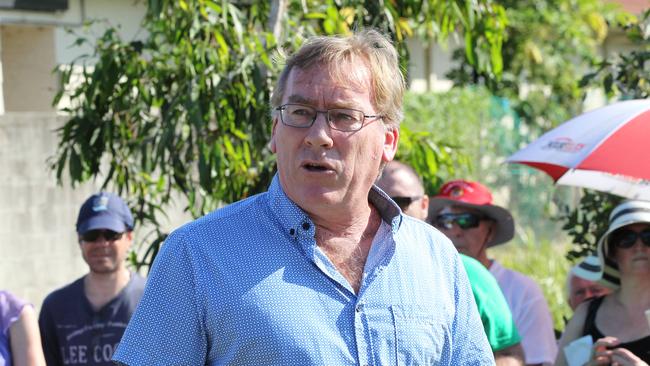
left=81, top=229, right=124, bottom=242
left=610, top=229, right=650, bottom=249
left=391, top=196, right=422, bottom=210
left=434, top=213, right=487, bottom=230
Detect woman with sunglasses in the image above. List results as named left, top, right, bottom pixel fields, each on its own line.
left=556, top=200, right=650, bottom=365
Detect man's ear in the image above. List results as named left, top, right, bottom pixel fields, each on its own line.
left=420, top=195, right=430, bottom=211
left=486, top=221, right=496, bottom=242
left=269, top=117, right=279, bottom=153
left=124, top=230, right=134, bottom=249
left=382, top=125, right=399, bottom=162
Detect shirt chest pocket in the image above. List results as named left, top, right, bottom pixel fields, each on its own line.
left=365, top=305, right=447, bottom=366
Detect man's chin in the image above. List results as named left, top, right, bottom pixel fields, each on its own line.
left=89, top=264, right=120, bottom=274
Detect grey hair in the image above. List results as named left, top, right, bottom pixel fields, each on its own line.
left=270, top=29, right=405, bottom=128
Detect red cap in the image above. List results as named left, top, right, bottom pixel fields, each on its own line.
left=436, top=180, right=494, bottom=206
left=429, top=179, right=515, bottom=247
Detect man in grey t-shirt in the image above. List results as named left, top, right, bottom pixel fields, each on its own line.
left=39, top=192, right=145, bottom=366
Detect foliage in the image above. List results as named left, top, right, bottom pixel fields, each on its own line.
left=491, top=238, right=572, bottom=332
left=559, top=191, right=621, bottom=260
left=52, top=0, right=509, bottom=270
left=398, top=88, right=492, bottom=193
left=400, top=87, right=566, bottom=243
left=448, top=0, right=625, bottom=133
left=581, top=9, right=650, bottom=99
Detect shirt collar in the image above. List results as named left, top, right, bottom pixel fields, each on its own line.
left=368, top=184, right=402, bottom=234
left=266, top=174, right=403, bottom=236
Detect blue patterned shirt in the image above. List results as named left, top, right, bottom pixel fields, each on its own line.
left=113, top=175, right=493, bottom=365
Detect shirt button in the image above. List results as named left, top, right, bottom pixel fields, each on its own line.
left=355, top=304, right=364, bottom=313
left=302, top=222, right=310, bottom=230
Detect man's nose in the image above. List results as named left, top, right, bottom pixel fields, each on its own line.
left=94, top=236, right=110, bottom=246
left=304, top=113, right=334, bottom=147
left=446, top=223, right=463, bottom=236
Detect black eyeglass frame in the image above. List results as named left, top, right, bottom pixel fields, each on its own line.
left=390, top=196, right=423, bottom=210
left=609, top=228, right=650, bottom=249
left=80, top=229, right=125, bottom=243
left=433, top=212, right=490, bottom=230
left=275, top=103, right=382, bottom=132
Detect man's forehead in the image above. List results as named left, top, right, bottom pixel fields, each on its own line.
left=378, top=170, right=421, bottom=194
left=287, top=62, right=371, bottom=92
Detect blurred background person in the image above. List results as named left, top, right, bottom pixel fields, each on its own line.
left=1, top=290, right=46, bottom=366
left=429, top=180, right=557, bottom=366
left=567, top=255, right=611, bottom=311
left=377, top=161, right=525, bottom=365
left=557, top=200, right=650, bottom=365
left=39, top=192, right=145, bottom=366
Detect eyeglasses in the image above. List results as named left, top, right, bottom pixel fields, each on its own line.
left=434, top=213, right=487, bottom=230
left=275, top=103, right=381, bottom=132
left=391, top=196, right=422, bottom=211
left=610, top=229, right=650, bottom=249
left=81, top=230, right=124, bottom=242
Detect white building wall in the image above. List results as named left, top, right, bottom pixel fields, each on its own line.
left=54, top=0, right=147, bottom=65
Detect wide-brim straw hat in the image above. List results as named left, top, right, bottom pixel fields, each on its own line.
left=596, top=199, right=650, bottom=289
left=428, top=180, right=515, bottom=247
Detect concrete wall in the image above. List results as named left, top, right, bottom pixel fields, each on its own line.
left=0, top=113, right=96, bottom=308
left=0, top=113, right=192, bottom=309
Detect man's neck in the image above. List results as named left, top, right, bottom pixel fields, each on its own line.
left=312, top=204, right=381, bottom=293
left=84, top=268, right=131, bottom=311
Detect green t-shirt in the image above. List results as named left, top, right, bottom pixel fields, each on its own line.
left=460, top=254, right=521, bottom=351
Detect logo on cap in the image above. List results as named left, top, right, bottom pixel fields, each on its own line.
left=442, top=181, right=474, bottom=198
left=92, top=195, right=109, bottom=212
left=450, top=186, right=464, bottom=198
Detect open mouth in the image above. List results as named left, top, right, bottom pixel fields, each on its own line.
left=302, top=162, right=332, bottom=173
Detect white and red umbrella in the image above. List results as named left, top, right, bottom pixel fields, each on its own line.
left=507, top=99, right=650, bottom=200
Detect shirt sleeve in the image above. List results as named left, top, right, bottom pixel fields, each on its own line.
left=112, top=230, right=208, bottom=365
left=450, top=254, right=496, bottom=365
left=1, top=291, right=27, bottom=336
left=38, top=297, right=62, bottom=366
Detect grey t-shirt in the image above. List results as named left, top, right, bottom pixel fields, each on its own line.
left=39, top=273, right=145, bottom=366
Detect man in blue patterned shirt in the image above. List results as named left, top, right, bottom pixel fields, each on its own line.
left=113, top=29, right=493, bottom=365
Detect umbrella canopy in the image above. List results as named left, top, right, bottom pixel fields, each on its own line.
left=507, top=99, right=650, bottom=200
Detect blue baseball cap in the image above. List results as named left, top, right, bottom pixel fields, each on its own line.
left=76, top=192, right=134, bottom=235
